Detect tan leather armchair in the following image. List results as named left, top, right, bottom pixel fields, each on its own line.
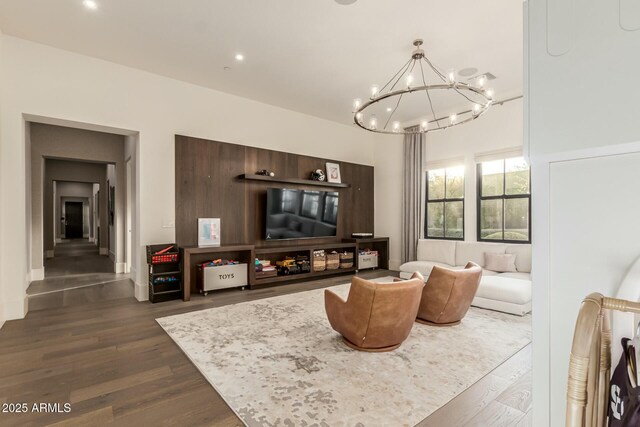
left=416, top=262, right=482, bottom=326
left=324, top=273, right=424, bottom=352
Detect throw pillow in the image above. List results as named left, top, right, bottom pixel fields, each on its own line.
left=484, top=252, right=517, bottom=273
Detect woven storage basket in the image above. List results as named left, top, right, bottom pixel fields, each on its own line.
left=339, top=252, right=354, bottom=269
left=326, top=252, right=340, bottom=270
left=313, top=255, right=326, bottom=272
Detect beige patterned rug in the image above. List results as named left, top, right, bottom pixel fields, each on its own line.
left=157, top=277, right=531, bottom=426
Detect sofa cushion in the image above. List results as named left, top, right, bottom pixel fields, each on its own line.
left=416, top=239, right=457, bottom=266
left=485, top=253, right=517, bottom=273
left=455, top=242, right=507, bottom=267
left=497, top=272, right=531, bottom=281
left=506, top=244, right=532, bottom=273
left=399, top=260, right=457, bottom=277
left=476, top=276, right=531, bottom=305
left=481, top=269, right=499, bottom=277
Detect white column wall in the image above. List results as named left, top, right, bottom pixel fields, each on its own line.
left=526, top=0, right=640, bottom=424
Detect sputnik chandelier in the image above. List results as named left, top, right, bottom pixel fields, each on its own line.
left=352, top=39, right=494, bottom=135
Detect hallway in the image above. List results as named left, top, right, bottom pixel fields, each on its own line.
left=27, top=239, right=126, bottom=296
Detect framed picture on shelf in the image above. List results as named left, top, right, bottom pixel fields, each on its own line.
left=198, top=218, right=221, bottom=247
left=326, top=162, right=341, bottom=183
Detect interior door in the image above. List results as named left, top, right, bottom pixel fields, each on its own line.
left=65, top=202, right=84, bottom=239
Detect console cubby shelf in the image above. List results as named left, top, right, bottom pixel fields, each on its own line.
left=238, top=173, right=350, bottom=189
left=253, top=266, right=357, bottom=287
left=253, top=242, right=358, bottom=288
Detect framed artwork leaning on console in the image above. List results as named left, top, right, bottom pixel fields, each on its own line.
left=198, top=218, right=221, bottom=247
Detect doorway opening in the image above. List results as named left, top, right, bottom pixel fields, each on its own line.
left=24, top=118, right=139, bottom=300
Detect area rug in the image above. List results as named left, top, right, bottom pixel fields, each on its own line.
left=156, top=277, right=531, bottom=426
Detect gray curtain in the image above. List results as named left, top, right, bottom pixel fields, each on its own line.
left=401, top=126, right=425, bottom=264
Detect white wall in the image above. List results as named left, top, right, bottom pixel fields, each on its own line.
left=124, top=135, right=141, bottom=295
left=0, top=35, right=378, bottom=319
left=527, top=0, right=640, bottom=424
left=0, top=28, right=4, bottom=329
left=374, top=99, right=523, bottom=268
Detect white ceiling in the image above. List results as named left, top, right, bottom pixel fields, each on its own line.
left=0, top=0, right=523, bottom=126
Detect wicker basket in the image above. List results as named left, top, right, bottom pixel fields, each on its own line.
left=326, top=252, right=340, bottom=270
left=313, top=255, right=326, bottom=272
left=339, top=252, right=354, bottom=269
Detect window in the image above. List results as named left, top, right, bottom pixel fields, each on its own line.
left=425, top=166, right=464, bottom=240
left=477, top=157, right=530, bottom=243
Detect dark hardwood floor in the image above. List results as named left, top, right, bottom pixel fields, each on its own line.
left=0, top=270, right=531, bottom=426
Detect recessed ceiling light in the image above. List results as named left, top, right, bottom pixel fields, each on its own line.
left=335, top=0, right=358, bottom=4
left=235, top=54, right=244, bottom=61
left=83, top=0, right=98, bottom=10
left=386, top=107, right=392, bottom=112
left=458, top=67, right=478, bottom=77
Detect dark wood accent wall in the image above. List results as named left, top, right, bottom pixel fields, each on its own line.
left=175, top=135, right=374, bottom=248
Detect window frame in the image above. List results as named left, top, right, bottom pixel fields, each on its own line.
left=424, top=167, right=465, bottom=241
left=476, top=159, right=531, bottom=244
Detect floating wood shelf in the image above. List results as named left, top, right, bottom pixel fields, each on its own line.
left=238, top=173, right=350, bottom=188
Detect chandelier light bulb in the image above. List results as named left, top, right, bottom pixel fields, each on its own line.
left=473, top=103, right=481, bottom=115
left=356, top=112, right=363, bottom=123
left=447, top=69, right=456, bottom=85
left=370, top=85, right=379, bottom=98
left=450, top=114, right=457, bottom=124
left=369, top=115, right=378, bottom=130
left=406, top=73, right=414, bottom=88
left=485, top=88, right=494, bottom=99
left=392, top=121, right=401, bottom=132
left=420, top=120, right=429, bottom=131
left=353, top=98, right=362, bottom=112
left=477, top=75, right=486, bottom=88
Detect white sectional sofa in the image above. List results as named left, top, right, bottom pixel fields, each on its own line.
left=399, top=240, right=532, bottom=316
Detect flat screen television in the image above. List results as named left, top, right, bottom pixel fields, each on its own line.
left=265, top=188, right=339, bottom=240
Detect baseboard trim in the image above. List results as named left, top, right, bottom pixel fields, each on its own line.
left=31, top=268, right=45, bottom=281
left=99, top=247, right=108, bottom=255
left=115, top=262, right=126, bottom=274
left=134, top=280, right=149, bottom=302
left=55, top=238, right=63, bottom=243
left=83, top=233, right=90, bottom=238
left=4, top=295, right=28, bottom=320
left=88, top=237, right=95, bottom=243
left=45, top=250, right=54, bottom=259
left=0, top=302, right=5, bottom=330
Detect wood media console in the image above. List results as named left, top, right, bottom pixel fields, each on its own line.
left=180, top=238, right=389, bottom=301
